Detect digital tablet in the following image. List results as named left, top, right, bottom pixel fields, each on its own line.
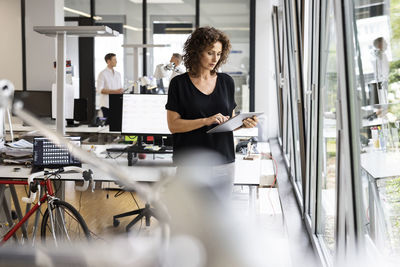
left=206, top=112, right=263, bottom=134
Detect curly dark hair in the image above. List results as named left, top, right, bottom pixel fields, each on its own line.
left=183, top=27, right=231, bottom=76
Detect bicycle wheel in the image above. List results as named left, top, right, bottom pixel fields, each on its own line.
left=40, top=200, right=90, bottom=245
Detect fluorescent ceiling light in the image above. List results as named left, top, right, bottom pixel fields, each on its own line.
left=165, top=27, right=193, bottom=31
left=130, top=0, right=184, bottom=4
left=220, top=27, right=249, bottom=31
left=123, top=25, right=142, bottom=31
left=153, top=20, right=192, bottom=24
left=64, top=7, right=102, bottom=21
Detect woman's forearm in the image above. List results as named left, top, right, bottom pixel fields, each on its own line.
left=169, top=118, right=207, bottom=133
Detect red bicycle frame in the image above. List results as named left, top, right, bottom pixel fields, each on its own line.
left=0, top=179, right=54, bottom=245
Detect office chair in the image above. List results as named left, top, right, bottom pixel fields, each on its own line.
left=113, top=200, right=160, bottom=232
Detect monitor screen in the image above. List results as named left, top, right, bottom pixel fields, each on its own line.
left=109, top=94, right=123, bottom=131
left=121, top=94, right=170, bottom=135
left=33, top=137, right=81, bottom=168
left=14, top=91, right=52, bottom=117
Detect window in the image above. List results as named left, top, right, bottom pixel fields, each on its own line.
left=345, top=0, right=400, bottom=259
left=316, top=0, right=337, bottom=260
left=200, top=0, right=250, bottom=112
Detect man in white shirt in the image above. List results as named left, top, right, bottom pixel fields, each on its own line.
left=153, top=53, right=186, bottom=93
left=371, top=37, right=389, bottom=83
left=97, top=53, right=123, bottom=119
left=168, top=53, right=185, bottom=81
left=371, top=37, right=389, bottom=104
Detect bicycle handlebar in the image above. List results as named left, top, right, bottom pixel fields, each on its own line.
left=22, top=171, right=45, bottom=204
left=75, top=168, right=93, bottom=192
left=21, top=167, right=94, bottom=204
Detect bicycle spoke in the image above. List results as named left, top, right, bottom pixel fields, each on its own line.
left=41, top=200, right=90, bottom=245
left=47, top=205, right=59, bottom=247
left=56, top=206, right=71, bottom=242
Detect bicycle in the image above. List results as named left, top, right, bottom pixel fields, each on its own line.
left=0, top=166, right=93, bottom=246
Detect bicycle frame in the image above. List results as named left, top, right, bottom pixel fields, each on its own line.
left=0, top=178, right=54, bottom=245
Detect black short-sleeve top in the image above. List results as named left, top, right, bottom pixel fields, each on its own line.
left=165, top=72, right=237, bottom=164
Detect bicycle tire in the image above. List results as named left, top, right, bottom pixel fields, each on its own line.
left=40, top=200, right=90, bottom=244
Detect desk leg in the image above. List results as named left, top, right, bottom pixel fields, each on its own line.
left=248, top=185, right=257, bottom=212
left=31, top=189, right=44, bottom=246
left=9, top=185, right=28, bottom=240
left=368, top=175, right=390, bottom=249
left=368, top=177, right=376, bottom=241
left=53, top=180, right=65, bottom=200
left=0, top=185, right=17, bottom=242
left=128, top=151, right=133, bottom=166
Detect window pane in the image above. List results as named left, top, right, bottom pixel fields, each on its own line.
left=285, top=0, right=303, bottom=193
left=64, top=0, right=91, bottom=18
left=317, top=0, right=337, bottom=258
left=347, top=0, right=400, bottom=259
left=147, top=0, right=195, bottom=89
left=200, top=0, right=250, bottom=112
left=95, top=0, right=143, bottom=87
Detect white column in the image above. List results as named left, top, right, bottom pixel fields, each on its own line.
left=255, top=0, right=279, bottom=138
left=56, top=32, right=66, bottom=134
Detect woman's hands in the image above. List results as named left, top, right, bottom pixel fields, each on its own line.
left=167, top=110, right=230, bottom=133
left=167, top=111, right=257, bottom=133
left=242, top=116, right=258, bottom=128
left=205, top=113, right=230, bottom=126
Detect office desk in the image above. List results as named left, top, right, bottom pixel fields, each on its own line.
left=5, top=118, right=115, bottom=143
left=360, top=151, right=400, bottom=248
left=0, top=151, right=176, bottom=238
left=234, top=142, right=275, bottom=209
left=361, top=151, right=400, bottom=178
left=0, top=159, right=175, bottom=183
left=1, top=142, right=274, bottom=221
left=5, top=121, right=108, bottom=134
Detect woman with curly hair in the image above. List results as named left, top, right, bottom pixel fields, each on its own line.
left=165, top=27, right=258, bottom=191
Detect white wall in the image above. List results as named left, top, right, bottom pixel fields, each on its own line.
left=25, top=0, right=64, bottom=91
left=0, top=0, right=23, bottom=90
left=255, top=0, right=279, bottom=139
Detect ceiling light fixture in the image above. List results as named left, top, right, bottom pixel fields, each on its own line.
left=64, top=7, right=102, bottom=21
left=130, top=0, right=184, bottom=4
left=123, top=25, right=142, bottom=31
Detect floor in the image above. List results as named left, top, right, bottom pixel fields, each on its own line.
left=269, top=138, right=320, bottom=267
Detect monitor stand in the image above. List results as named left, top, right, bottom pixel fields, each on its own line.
left=106, top=136, right=173, bottom=166
left=66, top=119, right=79, bottom=127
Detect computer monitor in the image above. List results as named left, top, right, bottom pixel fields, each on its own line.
left=14, top=91, right=52, bottom=117
left=73, top=98, right=87, bottom=122
left=33, top=137, right=81, bottom=169
left=109, top=94, right=123, bottom=131
left=121, top=94, right=170, bottom=135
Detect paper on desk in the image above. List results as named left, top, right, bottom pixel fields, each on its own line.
left=3, top=158, right=32, bottom=165
left=1, top=148, right=32, bottom=158
left=5, top=139, right=33, bottom=149
left=1, top=139, right=33, bottom=158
